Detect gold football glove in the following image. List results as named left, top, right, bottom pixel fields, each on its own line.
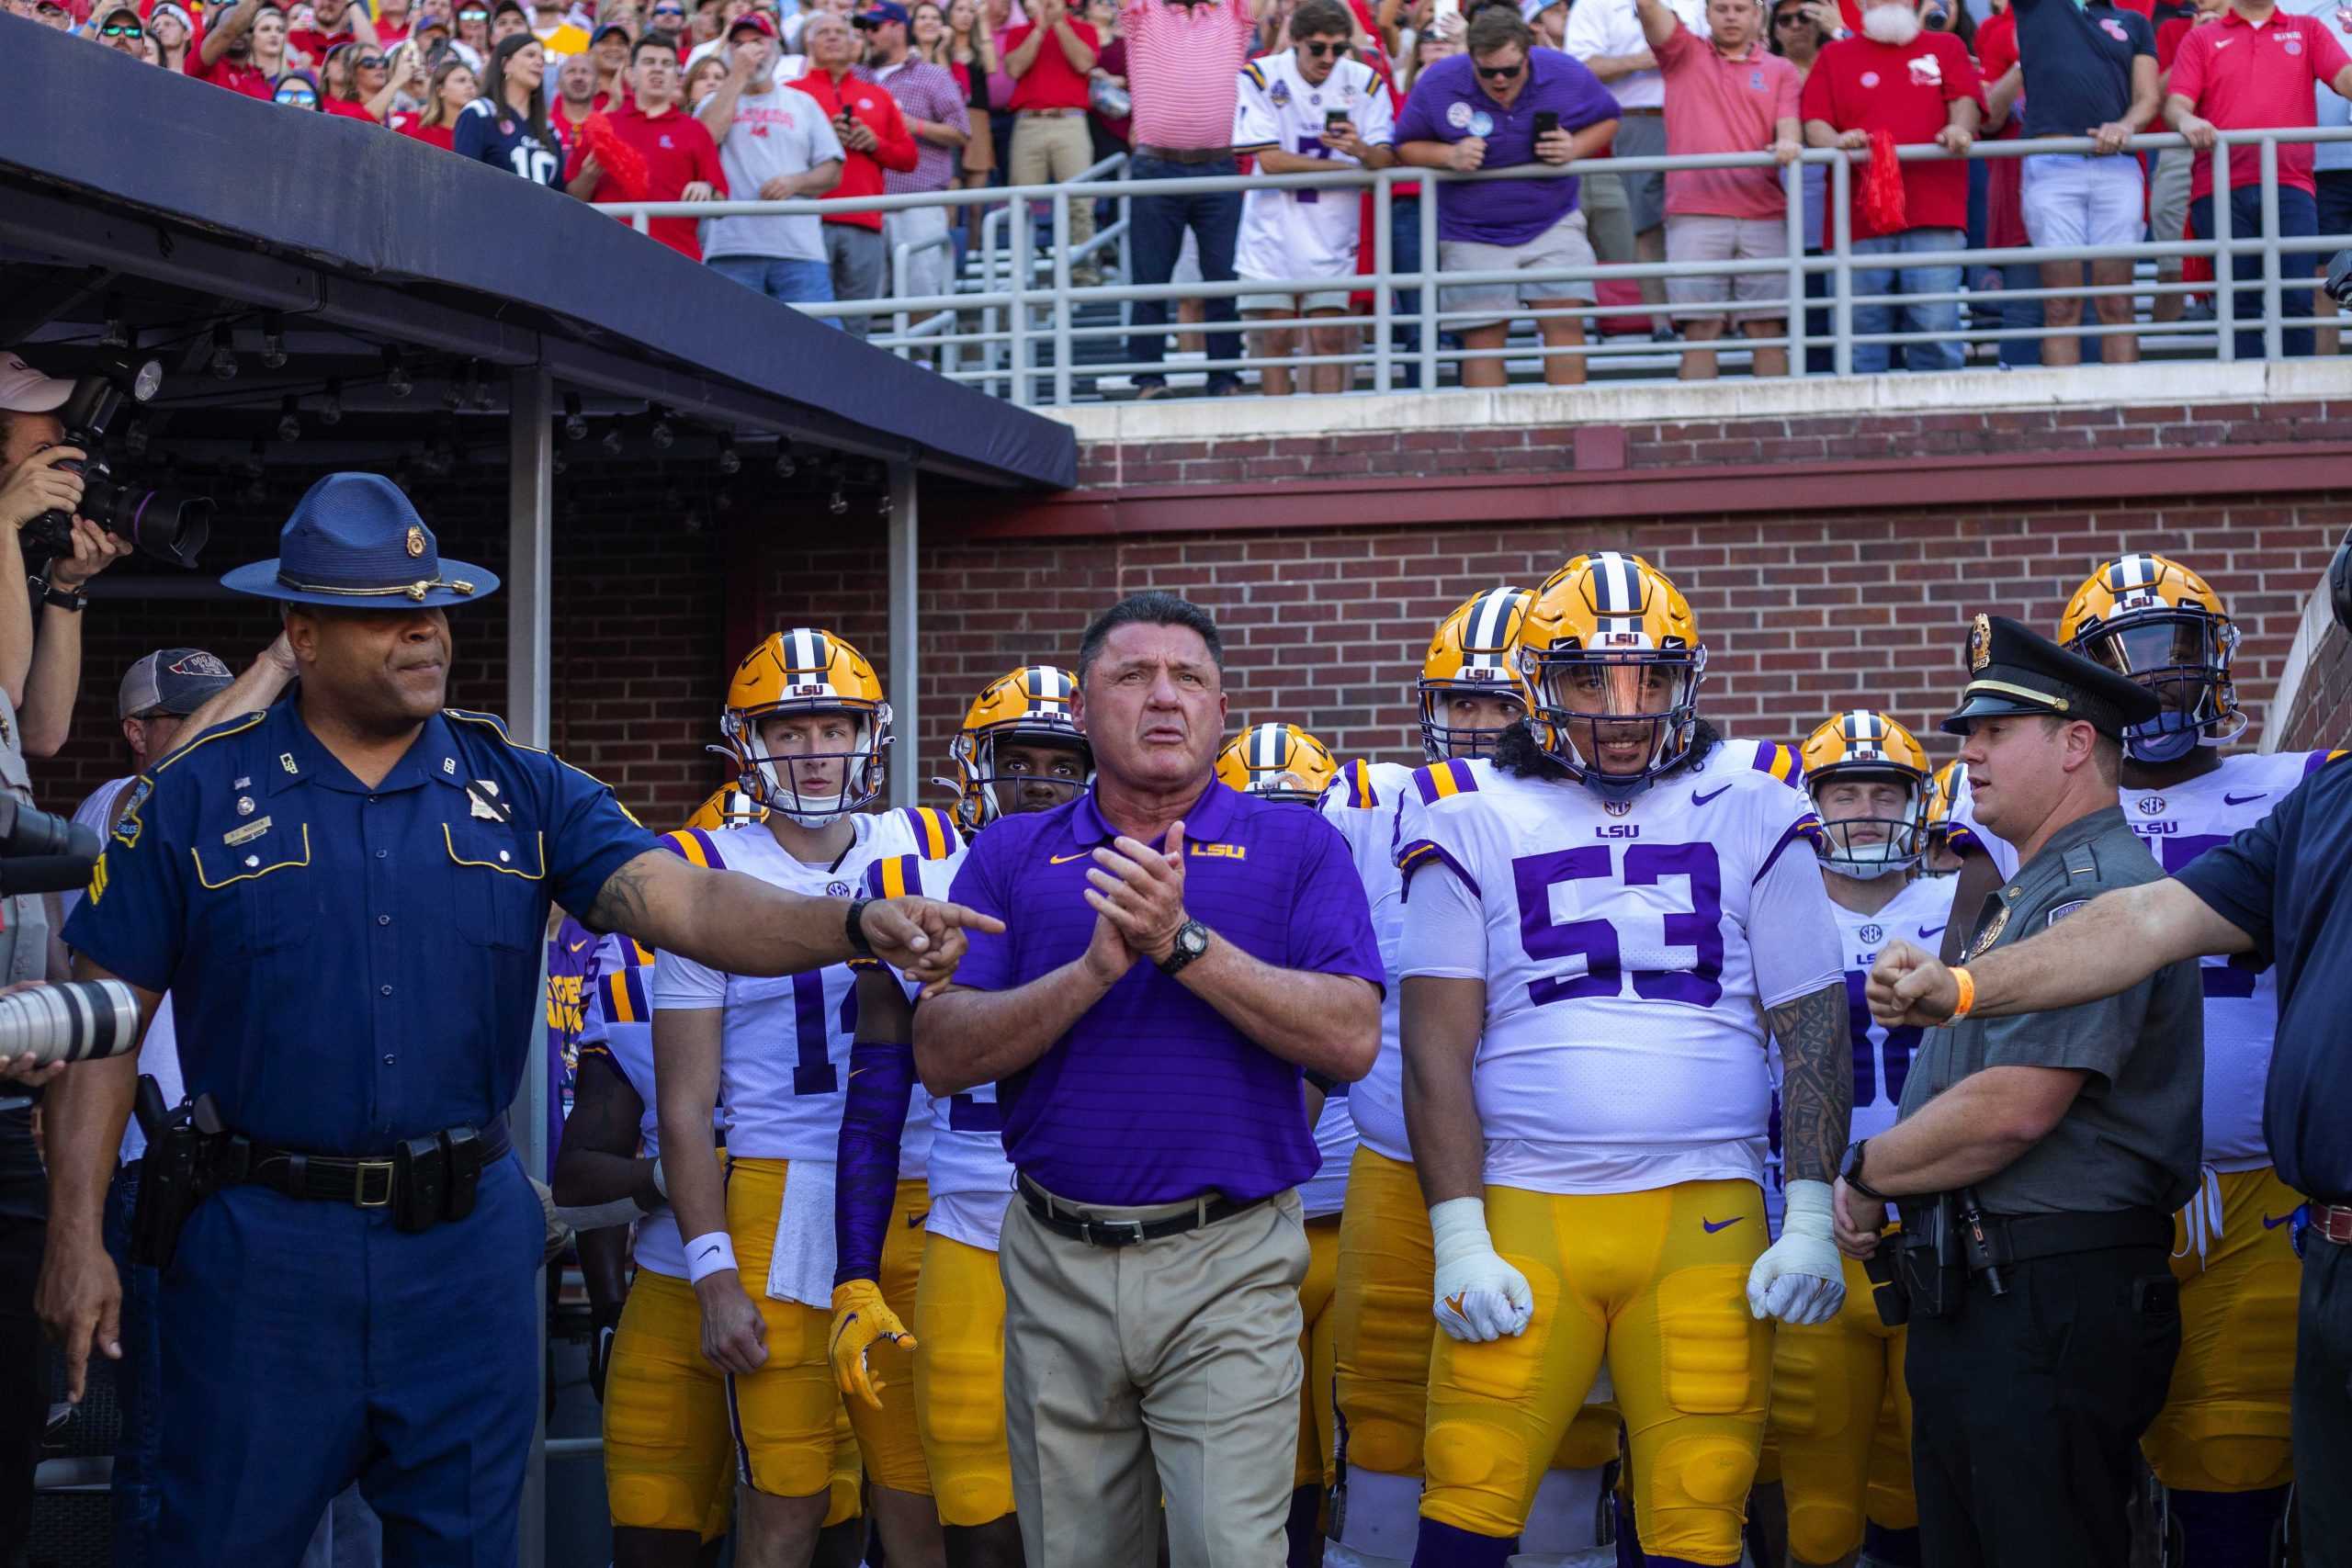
left=828, top=1279, right=915, bottom=1410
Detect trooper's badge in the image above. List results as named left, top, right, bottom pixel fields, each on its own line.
left=405, top=525, right=427, bottom=558
left=1967, top=613, right=1993, bottom=672
left=1965, top=902, right=2010, bottom=959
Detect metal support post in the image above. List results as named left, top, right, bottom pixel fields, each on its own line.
left=888, top=461, right=919, bottom=809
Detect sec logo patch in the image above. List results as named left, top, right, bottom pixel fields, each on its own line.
left=827, top=880, right=853, bottom=898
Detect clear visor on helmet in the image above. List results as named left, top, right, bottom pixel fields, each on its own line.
left=1417, top=676, right=1529, bottom=760
left=1528, top=649, right=1701, bottom=784
left=2072, top=610, right=2241, bottom=762
left=1808, top=768, right=1925, bottom=876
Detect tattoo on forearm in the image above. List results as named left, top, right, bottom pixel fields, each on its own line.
left=1770, top=980, right=1852, bottom=1185
left=585, top=852, right=657, bottom=937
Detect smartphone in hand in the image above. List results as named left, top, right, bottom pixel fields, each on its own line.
left=1533, top=109, right=1560, bottom=138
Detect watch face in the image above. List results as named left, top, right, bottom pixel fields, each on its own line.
left=1181, top=922, right=1208, bottom=954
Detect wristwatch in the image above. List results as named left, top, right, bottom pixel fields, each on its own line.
left=1157, top=918, right=1211, bottom=977
left=1841, top=1138, right=1889, bottom=1203
left=843, top=895, right=876, bottom=959
left=28, top=571, right=85, bottom=613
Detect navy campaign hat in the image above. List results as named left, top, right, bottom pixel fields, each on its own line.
left=1943, top=613, right=2159, bottom=741
left=220, top=473, right=500, bottom=609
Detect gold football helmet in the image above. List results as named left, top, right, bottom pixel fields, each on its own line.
left=2060, top=552, right=2243, bottom=764
left=1216, top=721, right=1340, bottom=805
left=1801, top=710, right=1931, bottom=875
left=683, top=783, right=765, bottom=831
left=941, top=664, right=1091, bottom=834
left=1516, top=551, right=1705, bottom=798
left=1419, top=585, right=1534, bottom=760
left=716, top=628, right=890, bottom=825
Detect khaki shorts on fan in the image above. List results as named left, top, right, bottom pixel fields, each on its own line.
left=1664, top=213, right=1791, bottom=322
left=1438, top=209, right=1598, bottom=331
left=1238, top=287, right=1356, bottom=316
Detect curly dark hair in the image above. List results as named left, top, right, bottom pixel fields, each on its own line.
left=1493, top=715, right=1722, bottom=781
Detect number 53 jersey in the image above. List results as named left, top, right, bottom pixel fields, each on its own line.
left=1394, top=742, right=1844, bottom=1195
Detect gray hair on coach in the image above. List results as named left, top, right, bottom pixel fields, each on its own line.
left=1075, top=592, right=1226, bottom=684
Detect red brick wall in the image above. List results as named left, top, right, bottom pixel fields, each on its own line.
left=763, top=499, right=2349, bottom=779
left=2281, top=617, right=2352, bottom=756
left=29, top=463, right=734, bottom=827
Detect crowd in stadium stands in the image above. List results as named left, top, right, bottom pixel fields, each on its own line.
left=11, top=0, right=2352, bottom=389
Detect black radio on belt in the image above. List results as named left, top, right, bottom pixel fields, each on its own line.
left=1893, top=1194, right=1968, bottom=1321
left=387, top=1127, right=489, bottom=1233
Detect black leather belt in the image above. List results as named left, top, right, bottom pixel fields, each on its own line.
left=1018, top=1173, right=1266, bottom=1247
left=225, top=1116, right=508, bottom=1228
left=1135, top=143, right=1234, bottom=164
left=1898, top=1204, right=2172, bottom=1272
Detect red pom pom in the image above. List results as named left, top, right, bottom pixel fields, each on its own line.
left=581, top=113, right=651, bottom=202
left=1860, top=127, right=1908, bottom=235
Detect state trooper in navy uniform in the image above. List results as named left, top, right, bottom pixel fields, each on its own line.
left=33, top=473, right=997, bottom=1567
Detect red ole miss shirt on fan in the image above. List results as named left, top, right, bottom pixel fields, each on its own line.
left=1799, top=30, right=1982, bottom=239
left=562, top=102, right=729, bottom=259
left=188, top=51, right=275, bottom=97
left=2168, top=8, right=2352, bottom=201
left=791, top=67, right=918, bottom=231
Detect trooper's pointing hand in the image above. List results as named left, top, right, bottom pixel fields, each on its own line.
left=1865, top=939, right=1960, bottom=1029
left=860, top=897, right=1006, bottom=998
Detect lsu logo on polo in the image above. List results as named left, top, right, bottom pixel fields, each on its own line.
left=1190, top=841, right=1247, bottom=862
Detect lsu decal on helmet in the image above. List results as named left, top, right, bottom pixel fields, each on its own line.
left=1515, top=551, right=1705, bottom=800
left=1419, top=586, right=1534, bottom=760
left=1216, top=721, right=1340, bottom=805
left=940, top=664, right=1091, bottom=833
left=2060, top=553, right=2245, bottom=764
left=1800, top=711, right=1931, bottom=876
left=684, top=783, right=765, bottom=831
left=716, top=627, right=891, bottom=827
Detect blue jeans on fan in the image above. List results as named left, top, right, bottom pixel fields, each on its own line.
left=707, top=254, right=842, bottom=327
left=1125, top=152, right=1242, bottom=393
left=2189, top=184, right=2319, bottom=360
left=104, top=1161, right=164, bottom=1568
left=1850, top=227, right=1965, bottom=373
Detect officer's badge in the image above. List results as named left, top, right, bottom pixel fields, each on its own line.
left=1964, top=902, right=2009, bottom=959
left=2045, top=899, right=2088, bottom=927
left=1966, top=614, right=1992, bottom=672
left=405, top=525, right=427, bottom=558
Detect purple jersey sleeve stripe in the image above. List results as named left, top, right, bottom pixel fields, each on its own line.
left=1755, top=815, right=1824, bottom=883
left=659, top=826, right=726, bottom=871
left=2306, top=749, right=2347, bottom=775
left=1396, top=837, right=1482, bottom=898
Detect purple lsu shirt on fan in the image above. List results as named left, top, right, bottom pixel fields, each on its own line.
left=946, top=779, right=1384, bottom=1207
left=546, top=916, right=606, bottom=1158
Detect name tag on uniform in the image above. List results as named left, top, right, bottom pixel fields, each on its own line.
left=224, top=817, right=273, bottom=847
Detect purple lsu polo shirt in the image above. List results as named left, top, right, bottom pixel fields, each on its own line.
left=945, top=776, right=1384, bottom=1207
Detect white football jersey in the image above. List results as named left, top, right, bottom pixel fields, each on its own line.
left=1232, top=51, right=1396, bottom=284
left=1321, top=759, right=1416, bottom=1167
left=1395, top=739, right=1844, bottom=1195
left=578, top=937, right=701, bottom=1280
left=1946, top=750, right=2340, bottom=1168
left=652, top=808, right=953, bottom=1166
left=860, top=835, right=1013, bottom=1248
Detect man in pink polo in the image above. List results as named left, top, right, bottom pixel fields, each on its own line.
left=2165, top=0, right=2352, bottom=359
left=1637, top=0, right=1802, bottom=378
left=1119, top=0, right=1267, bottom=397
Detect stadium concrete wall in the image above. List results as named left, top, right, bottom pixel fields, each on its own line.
left=32, top=366, right=2351, bottom=827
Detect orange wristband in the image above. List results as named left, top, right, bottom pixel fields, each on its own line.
left=1948, top=964, right=1976, bottom=1022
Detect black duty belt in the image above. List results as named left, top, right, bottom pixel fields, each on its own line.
left=1904, top=1202, right=2171, bottom=1272
left=222, top=1116, right=508, bottom=1232
left=1018, top=1173, right=1266, bottom=1247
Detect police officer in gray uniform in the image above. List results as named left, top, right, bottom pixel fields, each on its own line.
left=1835, top=615, right=2204, bottom=1568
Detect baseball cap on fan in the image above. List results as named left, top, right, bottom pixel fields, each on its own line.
left=0, top=353, right=74, bottom=415
left=119, top=649, right=237, bottom=722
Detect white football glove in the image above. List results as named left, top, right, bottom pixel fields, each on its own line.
left=1429, top=1197, right=1534, bottom=1342
left=1746, top=1179, right=1849, bottom=1325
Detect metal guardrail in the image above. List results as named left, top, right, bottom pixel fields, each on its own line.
left=603, top=127, right=2352, bottom=404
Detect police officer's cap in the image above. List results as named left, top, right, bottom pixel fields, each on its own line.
left=1943, top=613, right=2159, bottom=740
left=220, top=473, right=501, bottom=610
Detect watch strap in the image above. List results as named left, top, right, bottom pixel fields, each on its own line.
left=1155, top=918, right=1209, bottom=977
left=843, top=895, right=876, bottom=959
left=1844, top=1138, right=1889, bottom=1203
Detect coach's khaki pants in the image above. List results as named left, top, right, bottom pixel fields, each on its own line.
left=1008, top=112, right=1098, bottom=271
left=1001, top=1185, right=1308, bottom=1568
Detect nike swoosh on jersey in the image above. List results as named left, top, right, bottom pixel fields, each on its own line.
left=1702, top=1215, right=1745, bottom=1234
left=2262, top=1212, right=2296, bottom=1230
left=1918, top=924, right=1947, bottom=939
left=2223, top=792, right=2270, bottom=807
left=1048, top=851, right=1091, bottom=864
left=1691, top=784, right=1732, bottom=807
left=908, top=1211, right=930, bottom=1229
left=568, top=939, right=592, bottom=953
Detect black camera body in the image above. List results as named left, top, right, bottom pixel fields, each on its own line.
left=20, top=361, right=210, bottom=570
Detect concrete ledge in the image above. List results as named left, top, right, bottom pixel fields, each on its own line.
left=1049, top=359, right=2350, bottom=446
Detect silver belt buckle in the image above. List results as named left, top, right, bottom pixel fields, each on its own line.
left=1079, top=1216, right=1147, bottom=1247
